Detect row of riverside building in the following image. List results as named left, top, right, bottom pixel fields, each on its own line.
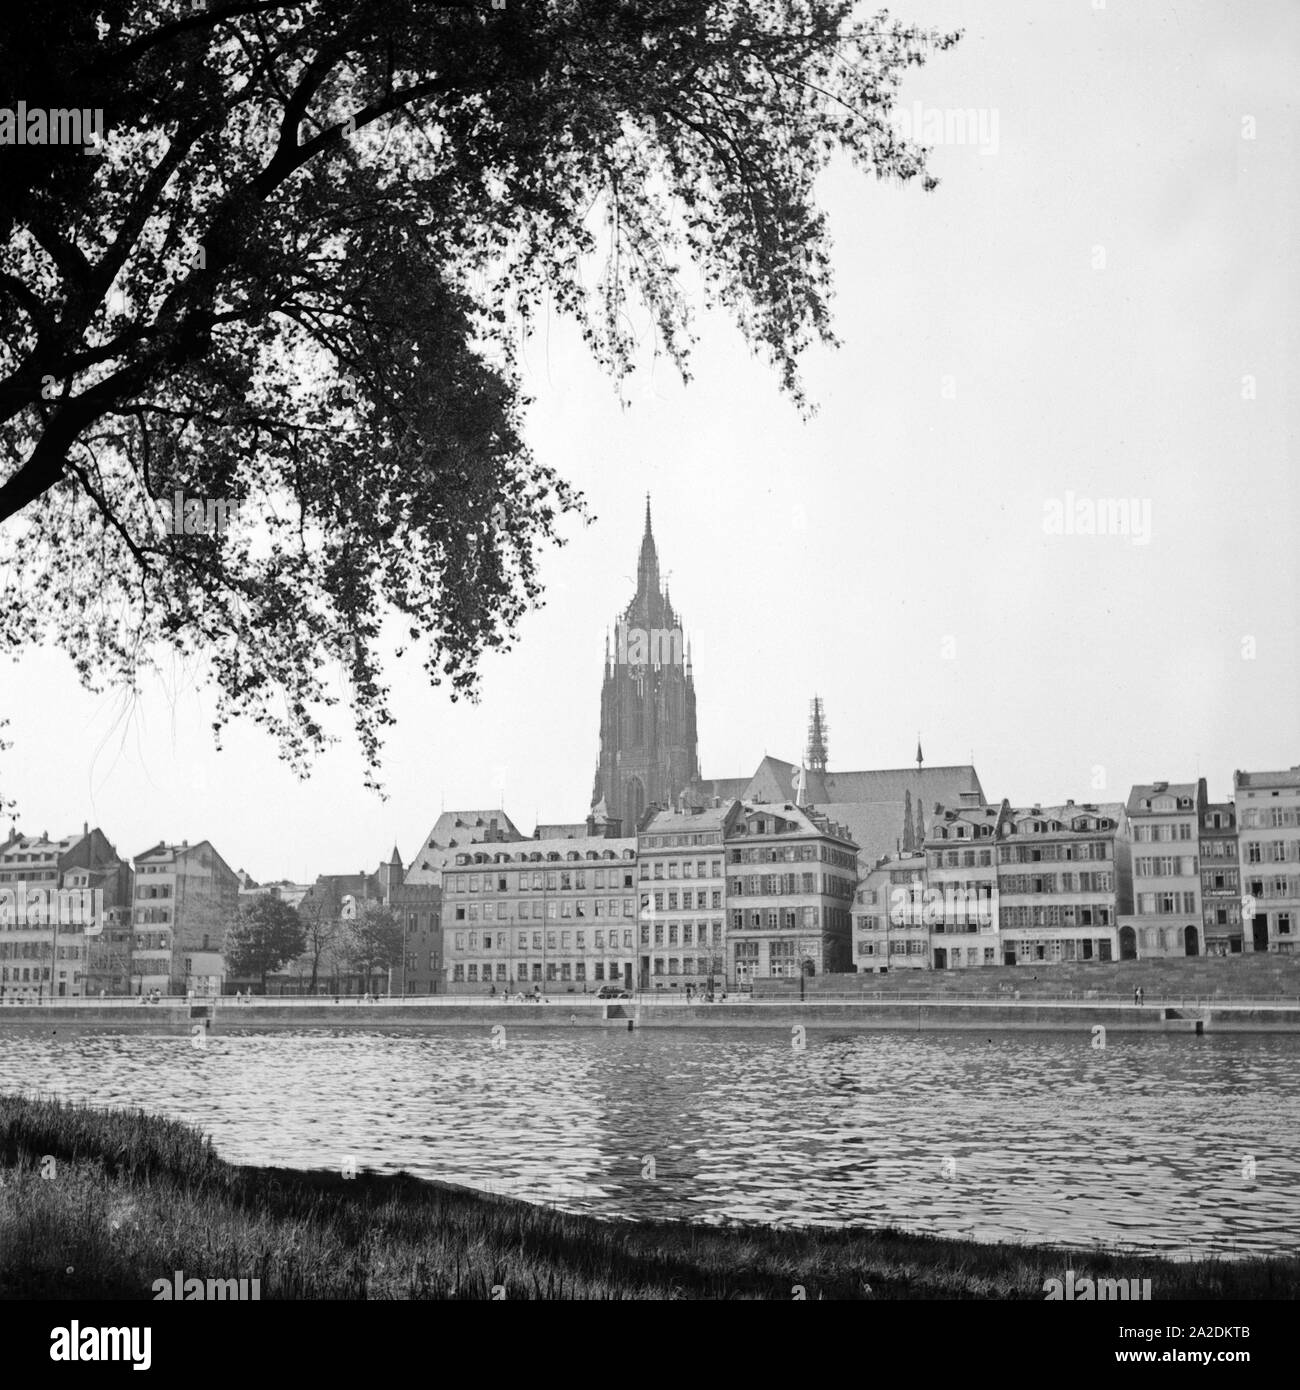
left=3, top=768, right=1296, bottom=998
left=854, top=772, right=1300, bottom=974
left=0, top=831, right=238, bottom=998
left=3, top=508, right=1295, bottom=995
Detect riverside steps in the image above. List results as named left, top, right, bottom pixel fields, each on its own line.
left=0, top=955, right=1296, bottom=1035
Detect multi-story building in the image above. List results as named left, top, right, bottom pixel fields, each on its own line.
left=1118, top=780, right=1207, bottom=959
left=442, top=835, right=639, bottom=993
left=71, top=857, right=134, bottom=995
left=725, top=801, right=858, bottom=982
left=291, top=868, right=385, bottom=996
left=1235, top=767, right=1300, bottom=955
left=380, top=848, right=443, bottom=994
left=923, top=796, right=1010, bottom=970
left=131, top=840, right=240, bottom=995
left=283, top=851, right=442, bottom=995
left=1199, top=801, right=1242, bottom=956
left=0, top=825, right=125, bottom=998
left=591, top=500, right=701, bottom=833
left=853, top=849, right=928, bottom=973
left=996, top=801, right=1132, bottom=966
left=636, top=801, right=738, bottom=991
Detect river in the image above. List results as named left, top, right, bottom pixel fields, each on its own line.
left=2, top=1025, right=1297, bottom=1259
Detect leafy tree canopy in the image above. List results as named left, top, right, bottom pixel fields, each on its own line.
left=345, top=903, right=404, bottom=980
left=0, top=1, right=956, bottom=786
left=224, top=892, right=307, bottom=987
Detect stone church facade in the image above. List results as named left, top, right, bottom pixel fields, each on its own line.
left=590, top=498, right=701, bottom=832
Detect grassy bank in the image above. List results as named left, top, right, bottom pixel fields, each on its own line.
left=2, top=1094, right=1296, bottom=1300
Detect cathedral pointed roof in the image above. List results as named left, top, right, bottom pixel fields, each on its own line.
left=637, top=493, right=660, bottom=603
left=620, top=493, right=678, bottom=631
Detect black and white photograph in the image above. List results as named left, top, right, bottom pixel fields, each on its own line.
left=0, top=0, right=1296, bottom=1363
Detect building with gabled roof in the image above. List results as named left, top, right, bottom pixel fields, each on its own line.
left=995, top=800, right=1132, bottom=966
left=637, top=799, right=741, bottom=990
left=403, top=808, right=525, bottom=883
left=1117, top=779, right=1207, bottom=960
left=131, top=838, right=240, bottom=995
left=1234, top=765, right=1300, bottom=955
left=922, top=796, right=1012, bottom=970
left=689, top=754, right=983, bottom=874
left=0, top=824, right=127, bottom=998
left=725, top=800, right=858, bottom=981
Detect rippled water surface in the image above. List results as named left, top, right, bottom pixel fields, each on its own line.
left=2, top=1026, right=1298, bottom=1259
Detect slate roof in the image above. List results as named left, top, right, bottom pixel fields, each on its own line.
left=405, top=809, right=525, bottom=881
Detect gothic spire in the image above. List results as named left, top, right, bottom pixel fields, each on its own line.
left=636, top=492, right=660, bottom=606
left=806, top=696, right=829, bottom=774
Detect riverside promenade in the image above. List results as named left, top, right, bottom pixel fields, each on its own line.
left=5, top=954, right=1297, bottom=1036
left=2, top=993, right=1297, bottom=1036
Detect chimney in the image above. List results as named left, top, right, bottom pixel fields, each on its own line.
left=712, top=795, right=721, bottom=809
left=83, top=821, right=89, bottom=836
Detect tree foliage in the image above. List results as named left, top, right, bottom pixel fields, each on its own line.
left=224, top=892, right=307, bottom=989
left=345, top=903, right=404, bottom=985
left=294, top=889, right=341, bottom=992
left=0, top=1, right=957, bottom=785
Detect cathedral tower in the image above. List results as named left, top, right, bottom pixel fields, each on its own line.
left=591, top=498, right=700, bottom=831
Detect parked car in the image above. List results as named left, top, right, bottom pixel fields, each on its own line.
left=595, top=985, right=632, bottom=1000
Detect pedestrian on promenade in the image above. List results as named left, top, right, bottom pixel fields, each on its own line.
left=1138, top=986, right=1145, bottom=1005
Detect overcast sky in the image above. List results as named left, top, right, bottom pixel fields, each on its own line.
left=3, top=0, right=1297, bottom=882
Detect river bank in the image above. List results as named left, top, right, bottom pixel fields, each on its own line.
left=1, top=995, right=1297, bottom=1034
left=2, top=1094, right=1297, bottom=1299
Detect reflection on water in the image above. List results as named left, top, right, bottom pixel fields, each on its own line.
left=2, top=1026, right=1297, bottom=1259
